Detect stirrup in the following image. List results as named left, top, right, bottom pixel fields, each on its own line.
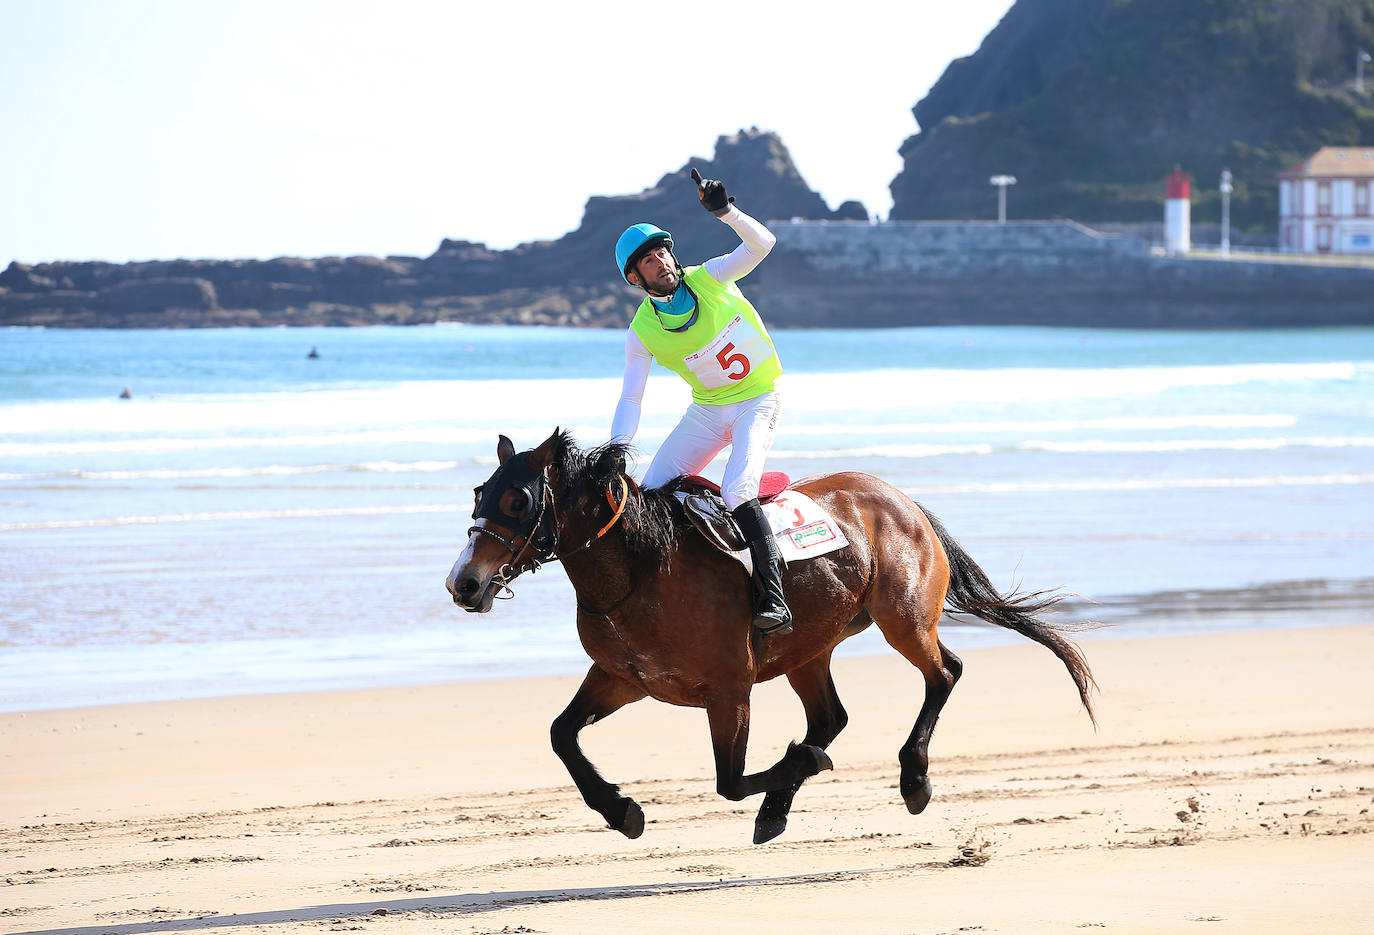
left=753, top=603, right=793, bottom=635
left=755, top=615, right=793, bottom=636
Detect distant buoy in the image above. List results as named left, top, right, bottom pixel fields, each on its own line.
left=119, top=386, right=132, bottom=399
left=307, top=346, right=320, bottom=359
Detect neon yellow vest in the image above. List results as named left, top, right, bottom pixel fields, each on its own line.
left=629, top=265, right=782, bottom=405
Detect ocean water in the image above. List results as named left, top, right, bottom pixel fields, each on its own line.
left=2, top=324, right=1372, bottom=711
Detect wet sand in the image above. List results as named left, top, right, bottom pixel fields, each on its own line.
left=2, top=624, right=1371, bottom=934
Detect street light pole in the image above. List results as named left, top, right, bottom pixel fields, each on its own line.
left=989, top=175, right=1017, bottom=223
left=1360, top=50, right=1372, bottom=94
left=1220, top=169, right=1233, bottom=257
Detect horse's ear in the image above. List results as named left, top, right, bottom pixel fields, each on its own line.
left=528, top=427, right=561, bottom=470
left=497, top=435, right=516, bottom=465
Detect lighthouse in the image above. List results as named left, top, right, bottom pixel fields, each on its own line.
left=1165, top=166, right=1191, bottom=255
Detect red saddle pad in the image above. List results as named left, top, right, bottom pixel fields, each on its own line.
left=677, top=471, right=790, bottom=504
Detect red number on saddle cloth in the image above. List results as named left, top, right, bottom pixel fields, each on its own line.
left=769, top=493, right=806, bottom=527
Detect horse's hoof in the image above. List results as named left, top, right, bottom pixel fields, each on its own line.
left=753, top=815, right=788, bottom=844
left=785, top=741, right=833, bottom=777
left=609, top=798, right=645, bottom=839
left=809, top=745, right=834, bottom=774
left=902, top=776, right=933, bottom=815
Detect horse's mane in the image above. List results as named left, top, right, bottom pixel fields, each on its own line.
left=550, top=430, right=681, bottom=561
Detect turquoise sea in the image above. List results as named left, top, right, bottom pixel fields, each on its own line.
left=2, top=324, right=1372, bottom=711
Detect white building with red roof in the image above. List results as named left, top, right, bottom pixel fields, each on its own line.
left=1278, top=147, right=1374, bottom=254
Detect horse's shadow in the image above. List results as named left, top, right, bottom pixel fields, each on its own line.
left=11, top=868, right=888, bottom=935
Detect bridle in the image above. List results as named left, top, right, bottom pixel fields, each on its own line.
left=466, top=476, right=556, bottom=599
left=467, top=466, right=630, bottom=601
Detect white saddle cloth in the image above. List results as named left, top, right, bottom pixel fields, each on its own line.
left=760, top=490, right=851, bottom=562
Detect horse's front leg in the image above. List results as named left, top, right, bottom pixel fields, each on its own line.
left=550, top=664, right=648, bottom=838
left=706, top=691, right=834, bottom=806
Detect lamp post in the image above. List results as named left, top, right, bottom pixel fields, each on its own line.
left=989, top=175, right=1017, bottom=223
left=1360, top=50, right=1372, bottom=94
left=1220, top=169, right=1233, bottom=257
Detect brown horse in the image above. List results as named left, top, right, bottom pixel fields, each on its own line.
left=446, top=429, right=1096, bottom=844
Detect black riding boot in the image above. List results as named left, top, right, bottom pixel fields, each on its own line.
left=731, top=498, right=793, bottom=636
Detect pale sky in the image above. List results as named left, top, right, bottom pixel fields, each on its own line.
left=1, top=0, right=1014, bottom=268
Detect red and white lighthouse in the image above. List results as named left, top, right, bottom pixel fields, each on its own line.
left=1165, top=166, right=1191, bottom=254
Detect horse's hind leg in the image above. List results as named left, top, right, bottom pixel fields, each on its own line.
left=550, top=664, right=648, bottom=838
left=898, top=637, right=962, bottom=813
left=753, top=651, right=849, bottom=844
left=877, top=608, right=964, bottom=814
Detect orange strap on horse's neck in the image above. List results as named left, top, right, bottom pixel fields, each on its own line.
left=597, top=475, right=629, bottom=538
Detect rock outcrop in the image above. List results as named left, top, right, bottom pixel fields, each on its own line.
left=0, top=129, right=863, bottom=329
left=891, top=0, right=1374, bottom=230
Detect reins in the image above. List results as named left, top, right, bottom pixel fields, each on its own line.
left=561, top=474, right=639, bottom=618
left=557, top=474, right=629, bottom=562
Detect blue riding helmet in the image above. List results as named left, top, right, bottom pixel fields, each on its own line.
left=615, top=223, right=673, bottom=284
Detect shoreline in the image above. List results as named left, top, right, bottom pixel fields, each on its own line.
left=4, top=580, right=1370, bottom=716
left=2, top=624, right=1371, bottom=933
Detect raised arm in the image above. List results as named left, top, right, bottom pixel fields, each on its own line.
left=689, top=167, right=776, bottom=284
left=703, top=206, right=777, bottom=284
left=610, top=329, right=652, bottom=444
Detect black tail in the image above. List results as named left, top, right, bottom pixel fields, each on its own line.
left=923, top=508, right=1098, bottom=726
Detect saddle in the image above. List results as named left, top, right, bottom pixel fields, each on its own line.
left=670, top=471, right=790, bottom=554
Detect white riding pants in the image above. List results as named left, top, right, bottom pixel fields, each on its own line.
left=642, top=391, right=781, bottom=510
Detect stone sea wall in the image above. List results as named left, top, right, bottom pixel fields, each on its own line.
left=748, top=220, right=1374, bottom=328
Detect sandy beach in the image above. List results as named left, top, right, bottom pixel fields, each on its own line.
left=2, top=624, right=1371, bottom=935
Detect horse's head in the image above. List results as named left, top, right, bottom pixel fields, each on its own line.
left=446, top=430, right=560, bottom=612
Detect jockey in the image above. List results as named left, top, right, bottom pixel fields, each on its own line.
left=610, top=168, right=791, bottom=636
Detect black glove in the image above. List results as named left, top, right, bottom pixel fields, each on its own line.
left=690, top=167, right=734, bottom=216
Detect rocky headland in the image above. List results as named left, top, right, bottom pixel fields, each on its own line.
left=1, top=130, right=864, bottom=330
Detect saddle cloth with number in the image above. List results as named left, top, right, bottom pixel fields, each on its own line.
left=670, top=473, right=850, bottom=570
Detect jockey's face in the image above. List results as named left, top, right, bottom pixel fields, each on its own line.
left=629, top=245, right=679, bottom=296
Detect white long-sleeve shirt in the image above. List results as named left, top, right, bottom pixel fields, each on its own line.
left=610, top=207, right=777, bottom=443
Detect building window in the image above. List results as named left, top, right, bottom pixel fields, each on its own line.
left=1356, top=182, right=1371, bottom=218
left=1317, top=181, right=1332, bottom=216
left=1316, top=224, right=1333, bottom=253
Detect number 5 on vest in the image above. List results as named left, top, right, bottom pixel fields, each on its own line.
left=716, top=342, right=751, bottom=381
